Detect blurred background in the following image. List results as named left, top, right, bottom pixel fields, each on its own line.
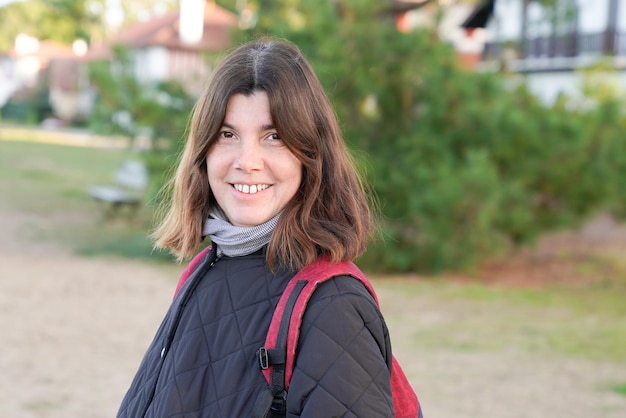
left=1, top=0, right=625, bottom=417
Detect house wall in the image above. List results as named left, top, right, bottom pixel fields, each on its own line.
left=491, top=0, right=620, bottom=39
left=619, top=0, right=626, bottom=31
left=577, top=0, right=610, bottom=33
left=492, top=0, right=524, bottom=41
left=0, top=56, right=20, bottom=108
left=131, top=46, right=209, bottom=92
left=524, top=71, right=584, bottom=103
left=167, top=49, right=209, bottom=92
left=133, top=47, right=168, bottom=82
left=524, top=68, right=626, bottom=104
left=486, top=0, right=626, bottom=104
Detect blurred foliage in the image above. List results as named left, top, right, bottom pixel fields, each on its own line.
left=237, top=0, right=626, bottom=273
left=88, top=46, right=193, bottom=143
left=87, top=46, right=195, bottom=206
left=0, top=0, right=102, bottom=50
left=76, top=0, right=626, bottom=273
left=0, top=0, right=192, bottom=50
left=1, top=67, right=53, bottom=124
left=8, top=0, right=625, bottom=273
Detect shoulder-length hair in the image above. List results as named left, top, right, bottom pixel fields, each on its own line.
left=153, top=38, right=373, bottom=270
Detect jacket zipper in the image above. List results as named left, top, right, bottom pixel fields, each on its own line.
left=141, top=247, right=219, bottom=417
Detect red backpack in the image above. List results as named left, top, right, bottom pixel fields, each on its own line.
left=175, top=247, right=422, bottom=418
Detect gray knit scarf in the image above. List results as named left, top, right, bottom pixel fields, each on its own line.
left=202, top=207, right=279, bottom=257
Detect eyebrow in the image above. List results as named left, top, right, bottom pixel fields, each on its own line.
left=222, top=122, right=276, bottom=131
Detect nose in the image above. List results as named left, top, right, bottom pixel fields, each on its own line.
left=233, top=141, right=263, bottom=172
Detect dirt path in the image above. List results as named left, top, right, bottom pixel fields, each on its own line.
left=1, top=211, right=625, bottom=417
left=0, top=213, right=179, bottom=417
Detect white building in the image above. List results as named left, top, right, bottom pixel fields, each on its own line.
left=480, top=0, right=626, bottom=103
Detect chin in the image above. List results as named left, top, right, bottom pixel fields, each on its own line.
left=231, top=216, right=270, bottom=228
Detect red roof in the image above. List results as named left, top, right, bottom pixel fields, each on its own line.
left=11, top=40, right=76, bottom=67
left=86, top=3, right=237, bottom=60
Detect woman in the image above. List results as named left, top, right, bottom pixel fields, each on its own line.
left=117, top=38, right=399, bottom=417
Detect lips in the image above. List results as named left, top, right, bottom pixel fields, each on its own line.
left=232, top=183, right=270, bottom=194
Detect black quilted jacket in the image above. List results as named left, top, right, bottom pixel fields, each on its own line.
left=117, top=247, right=394, bottom=417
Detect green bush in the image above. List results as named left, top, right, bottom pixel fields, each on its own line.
left=86, top=46, right=195, bottom=213
left=87, top=46, right=194, bottom=148
left=80, top=0, right=626, bottom=273
left=246, top=0, right=626, bottom=273
left=1, top=72, right=53, bottom=124
left=366, top=149, right=506, bottom=272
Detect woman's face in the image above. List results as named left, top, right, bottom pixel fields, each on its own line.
left=206, top=91, right=302, bottom=227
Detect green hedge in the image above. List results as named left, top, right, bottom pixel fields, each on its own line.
left=87, top=0, right=626, bottom=273
left=247, top=0, right=626, bottom=273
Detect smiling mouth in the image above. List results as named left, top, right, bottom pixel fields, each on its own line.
left=232, top=183, right=270, bottom=194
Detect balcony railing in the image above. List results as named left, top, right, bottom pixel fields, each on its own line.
left=483, top=30, right=624, bottom=62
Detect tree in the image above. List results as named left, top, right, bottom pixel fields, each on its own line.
left=238, top=0, right=626, bottom=273
left=87, top=46, right=194, bottom=147
left=87, top=45, right=196, bottom=206
left=0, top=0, right=194, bottom=50
left=0, top=0, right=105, bottom=50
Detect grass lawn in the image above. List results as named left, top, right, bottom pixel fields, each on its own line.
left=2, top=132, right=626, bottom=407
left=376, top=275, right=626, bottom=362
left=0, top=136, right=174, bottom=262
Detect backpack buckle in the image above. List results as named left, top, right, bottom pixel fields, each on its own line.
left=270, top=390, right=287, bottom=414
left=258, top=347, right=269, bottom=369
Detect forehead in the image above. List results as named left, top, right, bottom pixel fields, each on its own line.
left=223, top=92, right=272, bottom=124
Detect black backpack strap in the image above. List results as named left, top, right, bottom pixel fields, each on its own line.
left=255, top=257, right=422, bottom=418
left=252, top=384, right=288, bottom=418
left=252, top=279, right=308, bottom=418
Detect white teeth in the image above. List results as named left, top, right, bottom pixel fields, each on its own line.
left=233, top=184, right=269, bottom=194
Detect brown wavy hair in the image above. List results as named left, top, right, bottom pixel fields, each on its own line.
left=153, top=38, right=373, bottom=270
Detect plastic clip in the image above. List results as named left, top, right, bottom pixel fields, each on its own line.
left=258, top=347, right=269, bottom=370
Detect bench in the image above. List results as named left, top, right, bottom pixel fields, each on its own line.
left=89, top=159, right=148, bottom=218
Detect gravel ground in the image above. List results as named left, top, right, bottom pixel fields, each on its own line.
left=1, top=212, right=625, bottom=418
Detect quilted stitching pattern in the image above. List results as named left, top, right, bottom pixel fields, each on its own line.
left=117, top=253, right=393, bottom=417
left=287, top=277, right=394, bottom=417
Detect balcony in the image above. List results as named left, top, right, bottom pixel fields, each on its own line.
left=482, top=30, right=626, bottom=72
